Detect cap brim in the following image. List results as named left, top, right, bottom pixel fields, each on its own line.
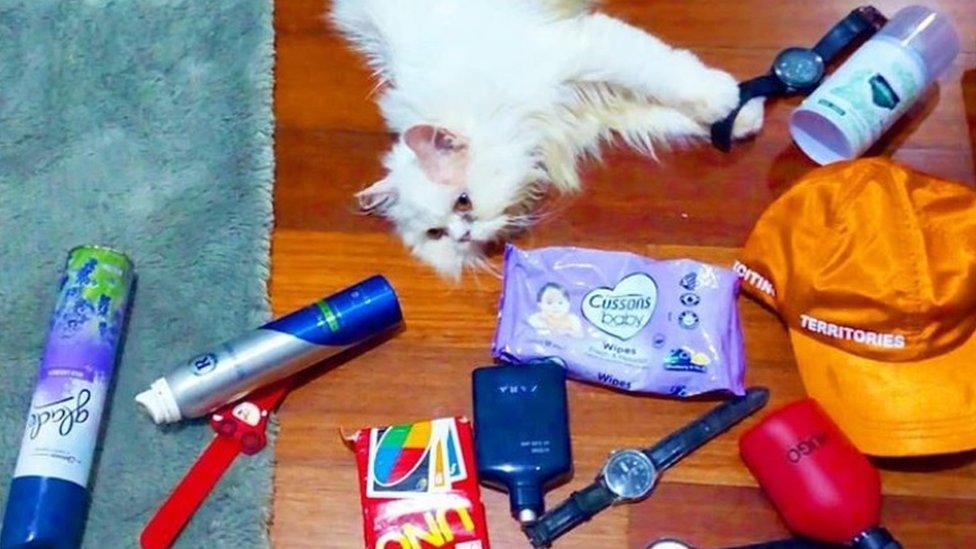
left=789, top=328, right=976, bottom=457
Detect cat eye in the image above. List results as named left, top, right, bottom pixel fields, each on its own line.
left=454, top=193, right=473, bottom=213
left=426, top=227, right=447, bottom=240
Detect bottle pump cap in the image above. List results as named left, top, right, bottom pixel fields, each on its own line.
left=518, top=508, right=538, bottom=524
left=853, top=527, right=901, bottom=549
left=879, top=6, right=960, bottom=81
left=512, top=482, right=545, bottom=523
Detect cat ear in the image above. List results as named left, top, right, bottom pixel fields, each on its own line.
left=403, top=125, right=469, bottom=187
left=404, top=125, right=466, bottom=154
left=356, top=179, right=398, bottom=213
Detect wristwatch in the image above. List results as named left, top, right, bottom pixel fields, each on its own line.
left=522, top=387, right=770, bottom=547
left=710, top=6, right=887, bottom=152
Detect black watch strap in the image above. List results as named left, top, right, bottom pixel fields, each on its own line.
left=711, top=76, right=784, bottom=152
left=524, top=388, right=770, bottom=547
left=710, top=5, right=886, bottom=153
left=522, top=481, right=616, bottom=548
left=646, top=387, right=770, bottom=471
left=813, top=6, right=888, bottom=64
left=724, top=538, right=840, bottom=549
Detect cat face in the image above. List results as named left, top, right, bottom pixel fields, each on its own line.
left=358, top=124, right=535, bottom=278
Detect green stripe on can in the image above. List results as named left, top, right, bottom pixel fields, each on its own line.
left=316, top=300, right=340, bottom=332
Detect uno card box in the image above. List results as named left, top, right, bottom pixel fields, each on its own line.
left=351, top=416, right=491, bottom=549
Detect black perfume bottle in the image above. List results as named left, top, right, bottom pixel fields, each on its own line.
left=472, top=361, right=573, bottom=524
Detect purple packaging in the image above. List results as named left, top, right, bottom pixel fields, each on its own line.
left=492, top=245, right=746, bottom=397
left=2, top=245, right=134, bottom=549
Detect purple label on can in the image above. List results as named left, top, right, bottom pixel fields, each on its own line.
left=13, top=246, right=134, bottom=486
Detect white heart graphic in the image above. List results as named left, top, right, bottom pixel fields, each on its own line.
left=582, top=273, right=658, bottom=340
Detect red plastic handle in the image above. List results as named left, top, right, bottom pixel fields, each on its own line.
left=140, top=437, right=240, bottom=549
left=140, top=380, right=292, bottom=549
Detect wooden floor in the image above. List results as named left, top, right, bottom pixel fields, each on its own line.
left=270, top=1, right=976, bottom=547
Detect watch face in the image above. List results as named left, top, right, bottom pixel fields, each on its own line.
left=603, top=449, right=657, bottom=500
left=773, top=47, right=825, bottom=90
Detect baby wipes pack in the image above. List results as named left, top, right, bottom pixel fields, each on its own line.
left=492, top=245, right=746, bottom=397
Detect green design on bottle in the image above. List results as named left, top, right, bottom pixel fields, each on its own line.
left=66, top=246, right=134, bottom=316
left=869, top=74, right=900, bottom=110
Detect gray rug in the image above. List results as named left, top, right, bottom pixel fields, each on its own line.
left=0, top=1, right=275, bottom=548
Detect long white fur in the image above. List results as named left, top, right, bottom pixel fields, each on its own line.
left=331, top=0, right=764, bottom=278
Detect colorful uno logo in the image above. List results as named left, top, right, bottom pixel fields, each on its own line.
left=372, top=422, right=432, bottom=487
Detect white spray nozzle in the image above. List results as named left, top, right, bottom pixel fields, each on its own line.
left=135, top=378, right=182, bottom=424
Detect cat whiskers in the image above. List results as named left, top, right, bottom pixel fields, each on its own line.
left=467, top=253, right=502, bottom=281
left=366, top=76, right=389, bottom=100
left=504, top=214, right=539, bottom=230
left=503, top=196, right=568, bottom=233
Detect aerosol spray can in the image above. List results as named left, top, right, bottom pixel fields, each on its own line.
left=2, top=246, right=135, bottom=549
left=791, top=6, right=960, bottom=164
left=135, top=275, right=402, bottom=424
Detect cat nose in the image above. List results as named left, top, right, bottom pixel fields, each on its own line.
left=454, top=193, right=473, bottom=213
left=459, top=231, right=472, bottom=243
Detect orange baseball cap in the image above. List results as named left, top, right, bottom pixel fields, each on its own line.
left=735, top=158, right=976, bottom=456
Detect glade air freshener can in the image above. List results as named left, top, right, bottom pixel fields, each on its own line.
left=2, top=245, right=135, bottom=549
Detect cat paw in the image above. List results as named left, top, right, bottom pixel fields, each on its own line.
left=681, top=68, right=741, bottom=124
left=732, top=97, right=766, bottom=139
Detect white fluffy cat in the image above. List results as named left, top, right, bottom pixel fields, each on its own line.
left=331, top=0, right=764, bottom=278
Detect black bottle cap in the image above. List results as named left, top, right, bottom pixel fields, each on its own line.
left=852, top=527, right=902, bottom=549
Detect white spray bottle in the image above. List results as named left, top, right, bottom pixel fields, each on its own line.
left=790, top=6, right=960, bottom=165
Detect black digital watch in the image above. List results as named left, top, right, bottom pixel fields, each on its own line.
left=711, top=6, right=888, bottom=152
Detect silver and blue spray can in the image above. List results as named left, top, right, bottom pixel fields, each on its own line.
left=135, top=275, right=402, bottom=424
left=2, top=246, right=135, bottom=549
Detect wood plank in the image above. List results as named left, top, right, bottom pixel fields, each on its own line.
left=278, top=0, right=976, bottom=54
left=274, top=124, right=975, bottom=242
left=275, top=1, right=976, bottom=244
left=271, top=0, right=976, bottom=546
left=276, top=32, right=976, bottom=147
left=627, top=482, right=976, bottom=548
left=269, top=230, right=976, bottom=548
